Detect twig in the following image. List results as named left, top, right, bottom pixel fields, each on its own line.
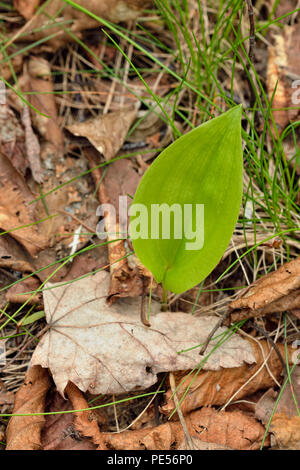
left=248, top=320, right=287, bottom=373
left=246, top=0, right=255, bottom=63
left=169, top=372, right=194, bottom=450
left=199, top=312, right=229, bottom=355
left=245, top=0, right=256, bottom=107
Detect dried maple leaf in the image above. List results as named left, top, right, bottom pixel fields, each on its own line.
left=229, top=256, right=300, bottom=321
left=161, top=340, right=293, bottom=417
left=31, top=270, right=255, bottom=396
left=6, top=365, right=51, bottom=450
left=67, top=104, right=138, bottom=161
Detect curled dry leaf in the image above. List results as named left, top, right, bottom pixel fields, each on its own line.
left=6, top=365, right=51, bottom=450
left=20, top=0, right=151, bottom=49
left=31, top=270, right=255, bottom=396
left=229, top=256, right=300, bottom=322
left=65, top=382, right=107, bottom=450
left=21, top=105, right=43, bottom=183
left=22, top=57, right=64, bottom=154
left=161, top=340, right=293, bottom=417
left=67, top=104, right=138, bottom=161
left=102, top=407, right=268, bottom=450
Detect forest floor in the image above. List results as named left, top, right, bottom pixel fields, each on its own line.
left=0, top=0, right=299, bottom=451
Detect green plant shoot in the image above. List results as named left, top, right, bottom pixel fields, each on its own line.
left=130, top=106, right=243, bottom=294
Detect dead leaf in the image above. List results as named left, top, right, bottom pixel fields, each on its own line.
left=22, top=57, right=64, bottom=154
left=14, top=0, right=40, bottom=19
left=31, top=270, right=255, bottom=396
left=6, top=365, right=51, bottom=450
left=0, top=103, right=27, bottom=175
left=0, top=151, right=48, bottom=256
left=20, top=0, right=151, bottom=49
left=41, top=389, right=96, bottom=450
left=255, top=388, right=278, bottom=424
left=6, top=276, right=41, bottom=305
left=0, top=234, right=33, bottom=272
left=65, top=382, right=107, bottom=449
left=270, top=366, right=300, bottom=449
left=161, top=340, right=293, bottom=417
left=21, top=105, right=43, bottom=183
left=270, top=414, right=300, bottom=449
left=102, top=407, right=268, bottom=450
left=229, top=256, right=300, bottom=322
left=0, top=379, right=15, bottom=406
left=67, top=104, right=138, bottom=161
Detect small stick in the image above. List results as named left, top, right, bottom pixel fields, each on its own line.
left=245, top=0, right=256, bottom=108
left=246, top=0, right=255, bottom=63
left=199, top=312, right=229, bottom=355
left=248, top=321, right=287, bottom=373
left=169, top=372, right=195, bottom=450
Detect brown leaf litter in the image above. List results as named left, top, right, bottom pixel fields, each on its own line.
left=255, top=366, right=300, bottom=450
left=6, top=365, right=51, bottom=450
left=101, top=407, right=268, bottom=450
left=21, top=105, right=43, bottom=183
left=21, top=56, right=64, bottom=154
left=31, top=270, right=256, bottom=396
left=229, top=256, right=300, bottom=322
left=6, top=370, right=269, bottom=450
left=67, top=104, right=139, bottom=161
left=161, top=339, right=294, bottom=417
left=16, top=0, right=152, bottom=49
left=0, top=150, right=48, bottom=256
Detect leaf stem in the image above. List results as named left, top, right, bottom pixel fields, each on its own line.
left=161, top=287, right=168, bottom=311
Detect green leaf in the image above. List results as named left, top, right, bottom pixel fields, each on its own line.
left=130, top=105, right=243, bottom=294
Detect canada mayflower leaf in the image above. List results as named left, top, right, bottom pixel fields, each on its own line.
left=130, top=106, right=243, bottom=293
